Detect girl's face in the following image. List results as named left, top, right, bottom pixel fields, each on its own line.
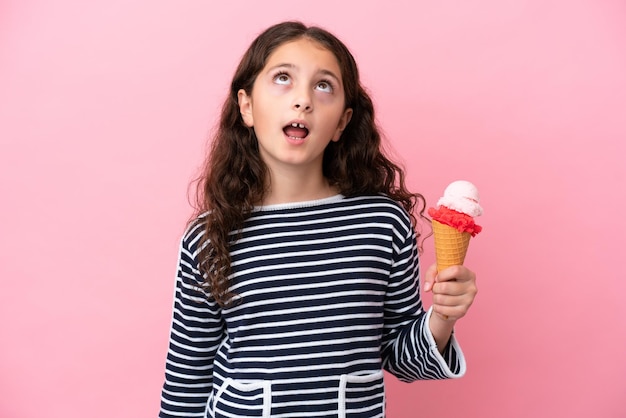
left=238, top=38, right=353, bottom=178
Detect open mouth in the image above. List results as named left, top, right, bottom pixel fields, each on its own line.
left=283, top=122, right=309, bottom=140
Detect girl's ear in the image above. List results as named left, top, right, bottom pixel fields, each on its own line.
left=238, top=89, right=254, bottom=127
left=332, top=108, right=353, bottom=142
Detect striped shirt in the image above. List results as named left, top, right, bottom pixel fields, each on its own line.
left=159, top=194, right=466, bottom=418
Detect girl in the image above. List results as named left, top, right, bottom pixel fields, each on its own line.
left=159, top=21, right=477, bottom=418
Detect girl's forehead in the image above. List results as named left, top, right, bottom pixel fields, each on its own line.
left=264, top=38, right=341, bottom=73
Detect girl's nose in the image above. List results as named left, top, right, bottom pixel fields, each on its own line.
left=293, top=89, right=312, bottom=112
left=294, top=102, right=312, bottom=111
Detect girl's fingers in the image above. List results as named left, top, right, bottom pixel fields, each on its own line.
left=422, top=263, right=438, bottom=293
left=432, top=293, right=471, bottom=308
left=431, top=265, right=477, bottom=321
left=436, top=265, right=476, bottom=284
left=432, top=281, right=477, bottom=297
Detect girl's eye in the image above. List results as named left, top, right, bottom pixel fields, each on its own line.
left=274, top=73, right=291, bottom=85
left=316, top=80, right=334, bottom=93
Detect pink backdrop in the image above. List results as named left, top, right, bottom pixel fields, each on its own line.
left=1, top=1, right=625, bottom=417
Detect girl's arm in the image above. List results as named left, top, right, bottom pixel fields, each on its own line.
left=159, top=231, right=225, bottom=418
left=380, top=228, right=466, bottom=382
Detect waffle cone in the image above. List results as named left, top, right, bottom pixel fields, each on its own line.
left=432, top=219, right=471, bottom=272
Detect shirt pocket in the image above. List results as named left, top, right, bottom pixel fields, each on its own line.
left=213, top=378, right=272, bottom=418
left=339, top=370, right=386, bottom=418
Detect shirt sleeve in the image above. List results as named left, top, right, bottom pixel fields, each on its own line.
left=380, top=225, right=466, bottom=382
left=159, top=227, right=225, bottom=417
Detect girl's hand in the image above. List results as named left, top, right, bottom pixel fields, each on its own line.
left=423, top=263, right=477, bottom=322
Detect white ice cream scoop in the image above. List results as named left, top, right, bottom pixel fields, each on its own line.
left=436, top=180, right=483, bottom=217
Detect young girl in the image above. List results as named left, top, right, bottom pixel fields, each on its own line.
left=159, top=21, right=477, bottom=418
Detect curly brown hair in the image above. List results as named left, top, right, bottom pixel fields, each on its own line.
left=191, top=21, right=427, bottom=306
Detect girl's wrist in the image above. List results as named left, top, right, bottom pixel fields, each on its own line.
left=429, top=310, right=456, bottom=353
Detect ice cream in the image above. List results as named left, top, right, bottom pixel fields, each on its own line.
left=428, top=180, right=483, bottom=272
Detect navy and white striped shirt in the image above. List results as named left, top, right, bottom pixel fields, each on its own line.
left=160, top=194, right=466, bottom=418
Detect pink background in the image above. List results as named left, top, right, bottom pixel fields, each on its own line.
left=1, top=0, right=625, bottom=417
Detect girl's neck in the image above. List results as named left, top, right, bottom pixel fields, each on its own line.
left=261, top=168, right=339, bottom=206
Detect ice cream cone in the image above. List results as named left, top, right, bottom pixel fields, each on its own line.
left=432, top=219, right=471, bottom=272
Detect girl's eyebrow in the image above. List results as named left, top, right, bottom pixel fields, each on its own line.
left=318, top=69, right=341, bottom=83
left=268, top=63, right=341, bottom=83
